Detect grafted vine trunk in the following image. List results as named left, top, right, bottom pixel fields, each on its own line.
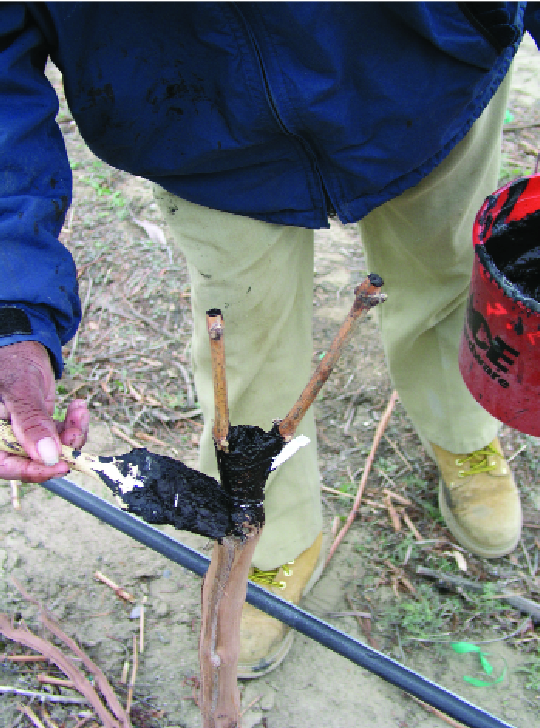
left=199, top=276, right=386, bottom=726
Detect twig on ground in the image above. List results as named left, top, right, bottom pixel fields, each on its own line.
left=408, top=694, right=468, bottom=728
left=320, top=485, right=386, bottom=510
left=0, top=615, right=121, bottom=728
left=11, top=577, right=131, bottom=728
left=507, top=444, right=527, bottom=462
left=321, top=484, right=354, bottom=499
left=383, top=435, right=412, bottom=471
left=377, top=467, right=399, bottom=490
left=503, top=121, right=540, bottom=131
left=39, top=707, right=61, bottom=728
left=0, top=686, right=87, bottom=704
left=326, top=389, right=398, bottom=566
left=94, top=571, right=135, bottom=603
left=125, top=635, right=138, bottom=717
left=4, top=655, right=49, bottom=663
left=18, top=704, right=47, bottom=728
left=402, top=511, right=423, bottom=541
left=521, top=538, right=535, bottom=579
left=10, top=480, right=20, bottom=510
left=416, top=567, right=540, bottom=622
left=37, top=673, right=75, bottom=688
left=110, top=425, right=143, bottom=449
left=139, top=597, right=146, bottom=654
left=383, top=489, right=412, bottom=506
left=385, top=560, right=417, bottom=597
left=346, top=595, right=378, bottom=649
left=384, top=493, right=401, bottom=532
left=134, top=431, right=168, bottom=447
left=240, top=694, right=263, bottom=717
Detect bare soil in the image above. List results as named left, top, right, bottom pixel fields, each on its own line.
left=1, top=34, right=539, bottom=728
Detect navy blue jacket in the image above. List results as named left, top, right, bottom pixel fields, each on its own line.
left=0, top=2, right=538, bottom=376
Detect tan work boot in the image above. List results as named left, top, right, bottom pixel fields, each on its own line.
left=238, top=531, right=324, bottom=679
left=432, top=438, right=521, bottom=558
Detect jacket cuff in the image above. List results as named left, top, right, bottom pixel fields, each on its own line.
left=0, top=305, right=64, bottom=379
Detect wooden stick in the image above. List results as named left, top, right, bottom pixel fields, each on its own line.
left=39, top=707, right=61, bottom=728
left=206, top=310, right=230, bottom=452
left=326, top=390, right=398, bottom=566
left=402, top=511, right=423, bottom=541
left=416, top=566, right=540, bottom=621
left=278, top=274, right=386, bottom=441
left=384, top=493, right=401, bottom=532
left=140, top=597, right=147, bottom=654
left=18, top=704, right=48, bottom=728
left=125, top=635, right=138, bottom=717
left=10, top=479, right=20, bottom=510
left=408, top=695, right=469, bottom=728
left=0, top=686, right=87, bottom=704
left=37, top=673, right=76, bottom=688
left=94, top=571, right=135, bottom=603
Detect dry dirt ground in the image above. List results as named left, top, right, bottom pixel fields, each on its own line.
left=1, top=34, right=540, bottom=728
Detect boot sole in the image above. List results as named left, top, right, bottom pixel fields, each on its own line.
left=238, top=532, right=330, bottom=679
left=438, top=477, right=520, bottom=559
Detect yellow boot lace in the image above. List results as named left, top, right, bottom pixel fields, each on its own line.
left=455, top=443, right=502, bottom=478
left=250, top=562, right=294, bottom=590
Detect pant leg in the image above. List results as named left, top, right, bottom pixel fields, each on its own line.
left=153, top=192, right=322, bottom=569
left=358, top=72, right=512, bottom=453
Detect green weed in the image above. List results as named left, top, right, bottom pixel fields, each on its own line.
left=381, top=583, right=461, bottom=637
left=64, top=362, right=86, bottom=377
left=499, top=155, right=527, bottom=186
left=516, top=647, right=540, bottom=691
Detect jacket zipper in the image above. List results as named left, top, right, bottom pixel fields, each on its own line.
left=232, top=4, right=337, bottom=221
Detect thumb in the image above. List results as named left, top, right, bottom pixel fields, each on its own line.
left=0, top=342, right=62, bottom=466
left=9, top=407, right=62, bottom=467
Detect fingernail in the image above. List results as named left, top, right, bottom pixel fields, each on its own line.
left=37, top=437, right=59, bottom=466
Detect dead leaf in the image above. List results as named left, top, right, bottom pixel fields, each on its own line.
left=132, top=218, right=167, bottom=248
left=452, top=550, right=468, bottom=572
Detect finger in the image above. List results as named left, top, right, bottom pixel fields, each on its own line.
left=0, top=451, right=69, bottom=484
left=57, top=399, right=90, bottom=449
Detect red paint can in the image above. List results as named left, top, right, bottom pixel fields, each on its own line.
left=458, top=175, right=540, bottom=436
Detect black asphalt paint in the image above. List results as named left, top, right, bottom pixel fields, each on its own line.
left=96, top=449, right=231, bottom=540
left=216, top=423, right=284, bottom=538
left=484, top=208, right=540, bottom=302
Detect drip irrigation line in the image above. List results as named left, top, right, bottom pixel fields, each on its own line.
left=42, top=476, right=516, bottom=728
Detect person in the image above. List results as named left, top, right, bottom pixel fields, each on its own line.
left=1, top=3, right=538, bottom=678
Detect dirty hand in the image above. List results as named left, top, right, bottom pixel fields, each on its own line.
left=0, top=341, right=89, bottom=483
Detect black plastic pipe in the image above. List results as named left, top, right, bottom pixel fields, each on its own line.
left=42, top=476, right=516, bottom=728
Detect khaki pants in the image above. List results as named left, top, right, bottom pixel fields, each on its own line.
left=154, top=71, right=511, bottom=570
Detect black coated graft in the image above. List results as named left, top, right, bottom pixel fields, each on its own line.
left=97, top=449, right=231, bottom=540
left=215, top=423, right=284, bottom=537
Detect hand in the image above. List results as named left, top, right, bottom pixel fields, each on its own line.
left=0, top=341, right=90, bottom=483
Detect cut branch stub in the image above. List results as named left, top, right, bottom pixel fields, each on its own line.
left=278, top=273, right=386, bottom=441
left=206, top=309, right=230, bottom=452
